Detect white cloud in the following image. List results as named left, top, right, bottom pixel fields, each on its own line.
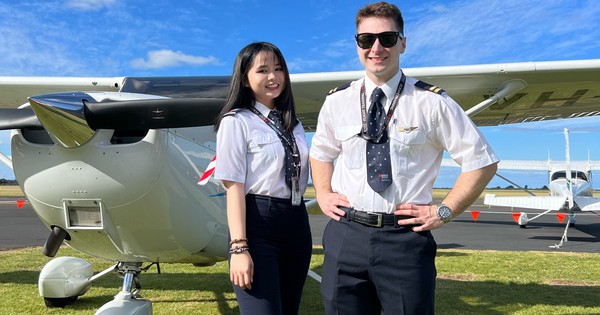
left=130, top=50, right=221, bottom=69
left=403, top=0, right=600, bottom=66
left=66, top=0, right=117, bottom=11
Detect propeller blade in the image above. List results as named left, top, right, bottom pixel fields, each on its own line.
left=84, top=98, right=225, bottom=130
left=0, top=108, right=43, bottom=130
left=27, top=92, right=226, bottom=148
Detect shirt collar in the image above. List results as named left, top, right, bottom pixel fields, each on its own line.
left=253, top=101, right=273, bottom=117
left=364, top=70, right=403, bottom=104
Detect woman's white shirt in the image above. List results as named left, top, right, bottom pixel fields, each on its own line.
left=215, top=102, right=309, bottom=199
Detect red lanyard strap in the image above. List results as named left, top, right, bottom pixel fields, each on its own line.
left=359, top=73, right=406, bottom=142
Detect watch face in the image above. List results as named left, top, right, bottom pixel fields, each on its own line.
left=438, top=205, right=452, bottom=222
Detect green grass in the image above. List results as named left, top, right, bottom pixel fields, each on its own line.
left=0, top=246, right=599, bottom=314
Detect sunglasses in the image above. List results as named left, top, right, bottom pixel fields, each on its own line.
left=355, top=31, right=402, bottom=49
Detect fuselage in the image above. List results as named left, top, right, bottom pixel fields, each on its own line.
left=11, top=98, right=228, bottom=264
left=548, top=169, right=593, bottom=211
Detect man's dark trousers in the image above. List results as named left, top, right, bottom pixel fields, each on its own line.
left=321, top=217, right=437, bottom=314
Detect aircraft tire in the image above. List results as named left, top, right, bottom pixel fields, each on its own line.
left=519, top=225, right=527, bottom=229
left=44, top=296, right=78, bottom=308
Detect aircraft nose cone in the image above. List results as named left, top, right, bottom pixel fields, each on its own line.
left=28, top=92, right=95, bottom=148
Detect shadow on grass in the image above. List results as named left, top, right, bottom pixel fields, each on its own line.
left=0, top=270, right=38, bottom=285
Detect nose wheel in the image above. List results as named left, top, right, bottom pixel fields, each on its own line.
left=95, top=262, right=153, bottom=315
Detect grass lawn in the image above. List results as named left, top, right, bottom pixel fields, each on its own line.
left=0, top=246, right=598, bottom=314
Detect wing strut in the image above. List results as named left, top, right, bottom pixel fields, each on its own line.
left=564, top=128, right=575, bottom=209
left=465, top=79, right=527, bottom=117
left=494, top=172, right=537, bottom=196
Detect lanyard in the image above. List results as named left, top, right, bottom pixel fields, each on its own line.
left=249, top=107, right=301, bottom=177
left=359, top=72, right=406, bottom=142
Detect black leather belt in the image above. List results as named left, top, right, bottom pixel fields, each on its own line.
left=339, top=206, right=411, bottom=228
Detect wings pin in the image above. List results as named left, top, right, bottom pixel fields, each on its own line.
left=397, top=126, right=418, bottom=133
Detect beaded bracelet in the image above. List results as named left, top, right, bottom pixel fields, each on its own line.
left=229, top=246, right=250, bottom=254
left=229, top=238, right=248, bottom=246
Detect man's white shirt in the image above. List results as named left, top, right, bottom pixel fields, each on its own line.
left=310, top=71, right=499, bottom=213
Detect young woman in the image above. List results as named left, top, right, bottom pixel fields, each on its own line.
left=214, top=42, right=312, bottom=315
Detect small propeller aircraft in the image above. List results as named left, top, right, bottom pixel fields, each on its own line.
left=1, top=59, right=600, bottom=314
left=482, top=128, right=600, bottom=248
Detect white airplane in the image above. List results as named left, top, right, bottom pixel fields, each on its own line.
left=481, top=128, right=600, bottom=248
left=1, top=59, right=600, bottom=314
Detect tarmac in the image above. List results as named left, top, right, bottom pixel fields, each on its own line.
left=1, top=198, right=599, bottom=252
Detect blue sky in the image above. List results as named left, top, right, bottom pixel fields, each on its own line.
left=1, top=0, right=599, bottom=188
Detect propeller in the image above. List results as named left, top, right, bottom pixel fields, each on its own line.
left=24, top=92, right=225, bottom=148
left=84, top=97, right=225, bottom=130
left=0, top=108, right=43, bottom=130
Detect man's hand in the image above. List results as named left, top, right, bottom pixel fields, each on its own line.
left=317, top=192, right=350, bottom=221
left=393, top=204, right=445, bottom=232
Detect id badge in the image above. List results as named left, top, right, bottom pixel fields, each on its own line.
left=291, top=176, right=302, bottom=206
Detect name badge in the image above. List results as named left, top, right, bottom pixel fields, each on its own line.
left=291, top=176, right=302, bottom=206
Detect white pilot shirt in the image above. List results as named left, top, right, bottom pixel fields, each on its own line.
left=215, top=101, right=310, bottom=199
left=310, top=70, right=499, bottom=213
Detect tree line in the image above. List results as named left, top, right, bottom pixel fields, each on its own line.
left=0, top=179, right=18, bottom=185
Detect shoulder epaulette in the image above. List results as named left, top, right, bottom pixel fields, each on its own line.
left=223, top=108, right=243, bottom=117
left=414, top=80, right=445, bottom=95
left=327, top=82, right=352, bottom=95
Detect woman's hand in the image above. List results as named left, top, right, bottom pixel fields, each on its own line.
left=230, top=251, right=254, bottom=290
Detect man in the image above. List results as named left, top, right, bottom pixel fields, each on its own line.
left=309, top=2, right=499, bottom=314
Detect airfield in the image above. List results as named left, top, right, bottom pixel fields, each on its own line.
left=1, top=196, right=599, bottom=314
left=1, top=197, right=599, bottom=252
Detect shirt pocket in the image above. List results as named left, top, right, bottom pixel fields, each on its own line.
left=248, top=133, right=279, bottom=171
left=388, top=129, right=426, bottom=177
left=334, top=125, right=364, bottom=169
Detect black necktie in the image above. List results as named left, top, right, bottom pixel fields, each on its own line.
left=269, top=110, right=294, bottom=189
left=366, top=87, right=392, bottom=192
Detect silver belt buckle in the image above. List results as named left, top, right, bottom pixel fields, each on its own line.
left=365, top=213, right=383, bottom=227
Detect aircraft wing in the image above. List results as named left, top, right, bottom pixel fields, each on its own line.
left=0, top=76, right=124, bottom=107
left=484, top=194, right=566, bottom=210
left=574, top=196, right=600, bottom=211
left=291, top=59, right=600, bottom=130
left=1, top=59, right=600, bottom=130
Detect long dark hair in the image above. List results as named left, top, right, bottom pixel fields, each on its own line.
left=214, top=42, right=298, bottom=133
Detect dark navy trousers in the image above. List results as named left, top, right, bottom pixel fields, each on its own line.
left=231, top=194, right=312, bottom=315
left=321, top=217, right=437, bottom=315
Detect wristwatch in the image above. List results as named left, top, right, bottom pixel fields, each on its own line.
left=436, top=205, right=453, bottom=223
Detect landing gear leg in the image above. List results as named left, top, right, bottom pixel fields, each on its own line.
left=95, top=262, right=152, bottom=315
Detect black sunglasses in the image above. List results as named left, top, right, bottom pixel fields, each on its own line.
left=355, top=31, right=402, bottom=49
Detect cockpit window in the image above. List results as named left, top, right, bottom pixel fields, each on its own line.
left=551, top=171, right=588, bottom=182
